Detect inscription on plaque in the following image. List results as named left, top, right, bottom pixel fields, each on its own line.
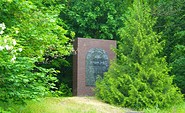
left=86, top=48, right=109, bottom=86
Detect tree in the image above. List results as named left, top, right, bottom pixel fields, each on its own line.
left=0, top=0, right=72, bottom=59
left=0, top=0, right=72, bottom=111
left=96, top=0, right=183, bottom=110
left=58, top=0, right=133, bottom=90
left=153, top=0, right=185, bottom=94
left=60, top=0, right=132, bottom=40
left=0, top=22, right=58, bottom=112
left=170, top=45, right=185, bottom=94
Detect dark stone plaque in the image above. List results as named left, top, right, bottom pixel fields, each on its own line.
left=86, top=48, right=109, bottom=86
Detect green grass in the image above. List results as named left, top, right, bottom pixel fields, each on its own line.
left=10, top=97, right=185, bottom=113
left=144, top=102, right=185, bottom=113
left=13, top=97, right=125, bottom=113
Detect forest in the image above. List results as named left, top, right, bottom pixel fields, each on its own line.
left=0, top=0, right=185, bottom=112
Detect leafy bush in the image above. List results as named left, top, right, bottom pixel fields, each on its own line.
left=53, top=83, right=72, bottom=97
left=0, top=107, right=11, bottom=113
left=0, top=22, right=58, bottom=111
left=0, top=57, right=58, bottom=103
left=0, top=0, right=72, bottom=59
left=95, top=0, right=183, bottom=110
left=0, top=0, right=73, bottom=104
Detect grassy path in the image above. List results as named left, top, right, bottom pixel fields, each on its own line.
left=16, top=97, right=128, bottom=113
left=14, top=97, right=185, bottom=113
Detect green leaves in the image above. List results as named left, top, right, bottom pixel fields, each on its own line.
left=170, top=45, right=185, bottom=93
left=153, top=0, right=185, bottom=94
left=60, top=0, right=129, bottom=39
left=0, top=57, right=57, bottom=104
left=0, top=0, right=72, bottom=59
left=96, top=0, right=183, bottom=110
left=0, top=0, right=72, bottom=111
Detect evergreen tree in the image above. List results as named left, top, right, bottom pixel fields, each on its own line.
left=96, top=0, right=183, bottom=110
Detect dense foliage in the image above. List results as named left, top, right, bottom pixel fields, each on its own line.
left=60, top=0, right=185, bottom=97
left=0, top=0, right=72, bottom=58
left=154, top=0, right=185, bottom=94
left=0, top=23, right=56, bottom=112
left=95, top=0, right=183, bottom=110
left=0, top=0, right=72, bottom=112
left=60, top=0, right=132, bottom=40
left=0, top=0, right=185, bottom=112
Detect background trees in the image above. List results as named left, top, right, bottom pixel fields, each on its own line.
left=58, top=0, right=133, bottom=90
left=59, top=0, right=185, bottom=98
left=0, top=0, right=184, bottom=111
left=95, top=0, right=183, bottom=110
left=153, top=0, right=185, bottom=94
left=60, top=0, right=132, bottom=40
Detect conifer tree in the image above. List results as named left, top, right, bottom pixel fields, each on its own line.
left=96, top=0, right=183, bottom=110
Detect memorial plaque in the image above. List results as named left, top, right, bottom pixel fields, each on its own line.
left=73, top=38, right=116, bottom=96
left=86, top=48, right=109, bottom=86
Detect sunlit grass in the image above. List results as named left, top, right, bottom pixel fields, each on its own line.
left=13, top=97, right=125, bottom=113
left=144, top=102, right=185, bottom=113
left=11, top=97, right=185, bottom=113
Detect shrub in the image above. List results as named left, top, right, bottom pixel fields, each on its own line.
left=53, top=83, right=72, bottom=97
left=0, top=23, right=57, bottom=111
left=95, top=0, right=183, bottom=110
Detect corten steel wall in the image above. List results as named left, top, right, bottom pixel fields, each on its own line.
left=73, top=38, right=116, bottom=96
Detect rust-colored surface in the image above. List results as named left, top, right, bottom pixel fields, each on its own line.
left=73, top=38, right=116, bottom=96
